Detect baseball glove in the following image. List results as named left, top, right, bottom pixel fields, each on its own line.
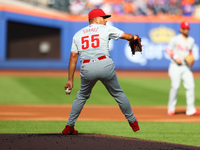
left=184, top=54, right=195, bottom=67
left=129, top=35, right=142, bottom=55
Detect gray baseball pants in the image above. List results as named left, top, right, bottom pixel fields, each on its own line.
left=67, top=58, right=136, bottom=126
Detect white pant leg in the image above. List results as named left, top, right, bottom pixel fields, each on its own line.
left=168, top=63, right=181, bottom=112
left=182, top=66, right=196, bottom=115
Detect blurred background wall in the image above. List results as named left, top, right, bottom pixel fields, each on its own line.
left=0, top=0, right=200, bottom=70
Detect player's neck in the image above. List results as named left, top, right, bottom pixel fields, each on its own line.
left=181, top=34, right=188, bottom=39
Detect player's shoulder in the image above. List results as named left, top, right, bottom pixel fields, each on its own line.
left=74, top=24, right=107, bottom=35
left=92, top=24, right=113, bottom=30
left=106, top=24, right=119, bottom=30
left=174, top=34, right=184, bottom=41
left=176, top=34, right=182, bottom=39
left=169, top=34, right=178, bottom=42
left=188, top=36, right=195, bottom=42
left=74, top=26, right=88, bottom=36
left=72, top=26, right=88, bottom=40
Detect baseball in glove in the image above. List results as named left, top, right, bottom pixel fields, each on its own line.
left=184, top=54, right=195, bottom=67
left=129, top=35, right=142, bottom=55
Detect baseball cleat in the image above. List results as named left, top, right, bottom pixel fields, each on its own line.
left=168, top=110, right=175, bottom=116
left=168, top=112, right=175, bottom=116
left=62, top=125, right=78, bottom=135
left=193, top=111, right=200, bottom=115
left=129, top=120, right=139, bottom=132
left=187, top=110, right=200, bottom=116
left=186, top=110, right=200, bottom=116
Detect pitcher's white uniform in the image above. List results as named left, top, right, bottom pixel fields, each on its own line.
left=166, top=33, right=196, bottom=115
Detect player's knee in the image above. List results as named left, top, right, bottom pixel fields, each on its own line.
left=114, top=93, right=128, bottom=104
left=185, top=86, right=195, bottom=91
left=171, top=85, right=180, bottom=90
left=77, top=92, right=91, bottom=100
left=183, top=82, right=195, bottom=90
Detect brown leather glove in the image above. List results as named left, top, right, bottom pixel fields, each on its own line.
left=129, top=35, right=142, bottom=55
left=184, top=54, right=195, bottom=67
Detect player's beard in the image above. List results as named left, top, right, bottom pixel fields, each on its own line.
left=180, top=30, right=189, bottom=37
left=182, top=32, right=189, bottom=37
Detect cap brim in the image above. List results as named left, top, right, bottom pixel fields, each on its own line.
left=181, top=27, right=190, bottom=29
left=101, top=15, right=111, bottom=18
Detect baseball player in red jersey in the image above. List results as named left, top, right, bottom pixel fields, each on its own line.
left=62, top=9, right=140, bottom=135
left=166, top=21, right=199, bottom=116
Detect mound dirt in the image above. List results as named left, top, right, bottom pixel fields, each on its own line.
left=0, top=133, right=199, bottom=150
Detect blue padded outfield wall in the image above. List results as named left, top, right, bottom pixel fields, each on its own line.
left=0, top=11, right=200, bottom=70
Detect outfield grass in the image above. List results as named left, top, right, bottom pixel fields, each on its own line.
left=0, top=76, right=200, bottom=147
left=0, top=76, right=200, bottom=106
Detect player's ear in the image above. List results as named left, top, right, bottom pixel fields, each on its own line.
left=89, top=18, right=95, bottom=24
left=94, top=17, right=99, bottom=24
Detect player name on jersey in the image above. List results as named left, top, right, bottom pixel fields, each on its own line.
left=83, top=27, right=99, bottom=34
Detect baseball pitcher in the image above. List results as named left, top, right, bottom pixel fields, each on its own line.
left=62, top=9, right=140, bottom=135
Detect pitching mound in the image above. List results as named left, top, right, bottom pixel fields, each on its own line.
left=1, top=133, right=199, bottom=150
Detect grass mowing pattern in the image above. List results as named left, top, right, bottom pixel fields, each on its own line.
left=0, top=76, right=200, bottom=106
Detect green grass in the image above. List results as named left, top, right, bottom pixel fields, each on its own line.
left=0, top=76, right=200, bottom=147
left=0, top=121, right=200, bottom=147
left=0, top=76, right=200, bottom=106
